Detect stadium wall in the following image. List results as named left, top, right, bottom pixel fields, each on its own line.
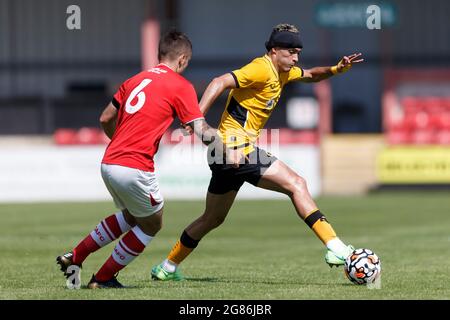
left=0, top=138, right=320, bottom=203
left=321, top=134, right=385, bottom=195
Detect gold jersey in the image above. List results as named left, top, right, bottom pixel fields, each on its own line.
left=219, top=54, right=304, bottom=154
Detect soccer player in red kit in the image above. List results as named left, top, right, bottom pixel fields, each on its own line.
left=56, top=30, right=244, bottom=288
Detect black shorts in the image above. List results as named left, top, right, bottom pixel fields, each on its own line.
left=207, top=147, right=278, bottom=194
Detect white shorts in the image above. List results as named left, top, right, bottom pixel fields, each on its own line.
left=101, top=163, right=164, bottom=217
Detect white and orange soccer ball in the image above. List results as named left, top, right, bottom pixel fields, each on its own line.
left=344, top=248, right=381, bottom=285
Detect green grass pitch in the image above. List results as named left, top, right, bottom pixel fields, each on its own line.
left=0, top=191, right=449, bottom=299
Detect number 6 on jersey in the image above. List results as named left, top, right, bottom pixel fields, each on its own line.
left=125, top=79, right=152, bottom=114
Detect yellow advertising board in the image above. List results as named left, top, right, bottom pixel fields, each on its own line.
left=377, top=146, right=450, bottom=183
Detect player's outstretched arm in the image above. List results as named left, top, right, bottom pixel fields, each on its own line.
left=301, top=52, right=364, bottom=83
left=99, top=102, right=118, bottom=139
left=199, top=73, right=237, bottom=114
left=187, top=118, right=218, bottom=146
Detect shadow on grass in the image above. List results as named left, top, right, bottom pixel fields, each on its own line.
left=78, top=284, right=140, bottom=289
left=184, top=277, right=219, bottom=282
left=183, top=277, right=352, bottom=287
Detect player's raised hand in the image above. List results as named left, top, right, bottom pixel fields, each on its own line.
left=337, top=52, right=364, bottom=73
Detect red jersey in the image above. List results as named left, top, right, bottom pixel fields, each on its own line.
left=102, top=64, right=204, bottom=172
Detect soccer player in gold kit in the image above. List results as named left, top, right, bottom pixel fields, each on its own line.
left=152, top=23, right=364, bottom=280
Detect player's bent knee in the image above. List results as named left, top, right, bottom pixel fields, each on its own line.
left=135, top=210, right=163, bottom=236
left=138, top=220, right=162, bottom=236
left=290, top=175, right=308, bottom=195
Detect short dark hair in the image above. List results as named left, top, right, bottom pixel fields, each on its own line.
left=158, top=30, right=192, bottom=61
left=265, top=23, right=302, bottom=51
left=273, top=23, right=299, bottom=33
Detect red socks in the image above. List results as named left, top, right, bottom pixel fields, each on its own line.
left=95, top=226, right=153, bottom=281
left=72, top=212, right=131, bottom=265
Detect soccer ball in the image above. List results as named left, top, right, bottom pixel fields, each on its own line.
left=344, top=248, right=381, bottom=285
